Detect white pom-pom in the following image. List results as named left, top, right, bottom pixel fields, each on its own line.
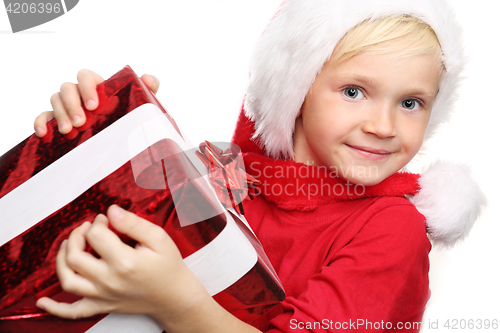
left=409, top=160, right=487, bottom=248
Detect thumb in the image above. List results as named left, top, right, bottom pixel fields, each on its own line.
left=107, top=205, right=174, bottom=254
left=140, top=74, right=160, bottom=95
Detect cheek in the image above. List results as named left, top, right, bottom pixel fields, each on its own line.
left=302, top=104, right=333, bottom=141
left=401, top=117, right=428, bottom=154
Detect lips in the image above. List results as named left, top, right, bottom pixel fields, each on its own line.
left=345, top=144, right=393, bottom=160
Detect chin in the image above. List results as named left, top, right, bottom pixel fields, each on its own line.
left=351, top=178, right=385, bottom=187
left=340, top=165, right=391, bottom=187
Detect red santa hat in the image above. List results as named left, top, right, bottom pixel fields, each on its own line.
left=232, top=0, right=486, bottom=248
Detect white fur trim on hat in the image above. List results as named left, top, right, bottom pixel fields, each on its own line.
left=244, top=0, right=465, bottom=160
left=409, top=160, right=487, bottom=248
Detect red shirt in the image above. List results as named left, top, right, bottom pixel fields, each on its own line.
left=242, top=153, right=431, bottom=332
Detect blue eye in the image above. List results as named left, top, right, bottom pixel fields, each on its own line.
left=401, top=99, right=422, bottom=110
left=343, top=87, right=365, bottom=100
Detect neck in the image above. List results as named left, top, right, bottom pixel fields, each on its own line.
left=292, top=115, right=316, bottom=165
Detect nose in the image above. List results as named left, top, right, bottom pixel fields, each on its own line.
left=361, top=103, right=397, bottom=139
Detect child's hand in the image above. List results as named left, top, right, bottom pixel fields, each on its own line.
left=34, top=70, right=160, bottom=137
left=35, top=205, right=208, bottom=324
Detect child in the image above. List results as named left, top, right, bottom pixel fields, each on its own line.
left=34, top=0, right=485, bottom=332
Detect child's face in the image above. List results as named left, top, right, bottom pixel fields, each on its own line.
left=293, top=50, right=442, bottom=186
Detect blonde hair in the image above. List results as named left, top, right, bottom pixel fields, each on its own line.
left=329, top=15, right=445, bottom=72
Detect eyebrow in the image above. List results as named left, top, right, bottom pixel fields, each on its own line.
left=406, top=89, right=438, bottom=100
left=336, top=74, right=377, bottom=86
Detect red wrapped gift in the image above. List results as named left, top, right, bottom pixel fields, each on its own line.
left=0, top=66, right=285, bottom=333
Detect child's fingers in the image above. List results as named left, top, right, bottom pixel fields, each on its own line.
left=50, top=92, right=73, bottom=134
left=57, top=237, right=101, bottom=298
left=85, top=213, right=135, bottom=263
left=36, top=296, right=104, bottom=320
left=76, top=69, right=104, bottom=111
left=63, top=222, right=106, bottom=280
left=107, top=205, right=174, bottom=255
left=59, top=82, right=87, bottom=128
left=140, top=74, right=160, bottom=95
left=34, top=111, right=54, bottom=137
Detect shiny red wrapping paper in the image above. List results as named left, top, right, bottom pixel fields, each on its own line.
left=0, top=66, right=285, bottom=332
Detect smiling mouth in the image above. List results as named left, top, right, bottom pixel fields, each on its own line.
left=345, top=144, right=393, bottom=160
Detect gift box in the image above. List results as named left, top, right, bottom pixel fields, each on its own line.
left=0, top=66, right=285, bottom=333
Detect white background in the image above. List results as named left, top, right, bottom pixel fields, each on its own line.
left=0, top=1, right=498, bottom=332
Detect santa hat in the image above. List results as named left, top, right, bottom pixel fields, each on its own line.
left=233, top=0, right=486, bottom=247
